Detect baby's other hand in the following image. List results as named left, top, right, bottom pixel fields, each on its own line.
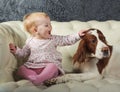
left=78, top=30, right=87, bottom=38
left=9, top=43, right=16, bottom=54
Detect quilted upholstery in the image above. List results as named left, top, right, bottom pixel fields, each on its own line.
left=0, top=20, right=120, bottom=92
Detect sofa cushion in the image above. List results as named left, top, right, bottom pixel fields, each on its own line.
left=0, top=20, right=120, bottom=92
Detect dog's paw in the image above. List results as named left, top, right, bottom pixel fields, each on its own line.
left=44, top=78, right=57, bottom=87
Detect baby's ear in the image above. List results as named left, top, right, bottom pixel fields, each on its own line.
left=30, top=26, right=37, bottom=33
left=34, top=26, right=37, bottom=32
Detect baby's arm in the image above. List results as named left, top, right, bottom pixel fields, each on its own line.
left=54, top=30, right=86, bottom=46
left=15, top=44, right=30, bottom=57
left=9, top=39, right=30, bottom=57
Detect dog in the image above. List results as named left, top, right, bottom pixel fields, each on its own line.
left=44, top=28, right=113, bottom=86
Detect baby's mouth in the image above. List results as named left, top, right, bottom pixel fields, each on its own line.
left=48, top=31, right=52, bottom=38
left=48, top=31, right=51, bottom=35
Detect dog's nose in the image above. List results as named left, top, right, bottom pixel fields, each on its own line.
left=102, top=47, right=109, bottom=57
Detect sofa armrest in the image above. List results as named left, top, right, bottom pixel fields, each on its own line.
left=0, top=21, right=28, bottom=83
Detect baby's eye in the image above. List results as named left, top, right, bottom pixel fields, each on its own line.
left=45, top=25, right=48, bottom=27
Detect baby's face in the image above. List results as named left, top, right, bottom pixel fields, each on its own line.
left=35, top=16, right=52, bottom=39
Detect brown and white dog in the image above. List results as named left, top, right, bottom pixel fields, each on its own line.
left=44, top=28, right=113, bottom=86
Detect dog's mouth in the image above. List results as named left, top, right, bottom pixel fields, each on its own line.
left=90, top=51, right=110, bottom=59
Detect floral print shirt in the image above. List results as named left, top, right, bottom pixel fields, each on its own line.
left=15, top=34, right=81, bottom=74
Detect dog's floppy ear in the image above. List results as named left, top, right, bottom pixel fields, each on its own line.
left=73, top=39, right=87, bottom=64
left=97, top=45, right=113, bottom=74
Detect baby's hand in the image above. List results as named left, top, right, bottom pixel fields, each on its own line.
left=78, top=30, right=87, bottom=38
left=9, top=43, right=17, bottom=54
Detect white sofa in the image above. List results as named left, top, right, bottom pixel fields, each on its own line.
left=0, top=20, right=120, bottom=92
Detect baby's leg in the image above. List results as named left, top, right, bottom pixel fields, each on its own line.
left=33, top=63, right=59, bottom=85
left=17, top=65, right=38, bottom=81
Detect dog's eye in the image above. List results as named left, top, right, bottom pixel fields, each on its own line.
left=91, top=39, right=96, bottom=43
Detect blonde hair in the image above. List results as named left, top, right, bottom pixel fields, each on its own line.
left=23, top=12, right=49, bottom=35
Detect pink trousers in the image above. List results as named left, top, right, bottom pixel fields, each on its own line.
left=17, top=63, right=59, bottom=85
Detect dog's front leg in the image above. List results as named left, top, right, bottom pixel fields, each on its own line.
left=44, top=72, right=101, bottom=86
left=44, top=74, right=71, bottom=86
left=44, top=74, right=83, bottom=86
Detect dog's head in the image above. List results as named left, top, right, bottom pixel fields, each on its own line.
left=73, top=28, right=113, bottom=73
